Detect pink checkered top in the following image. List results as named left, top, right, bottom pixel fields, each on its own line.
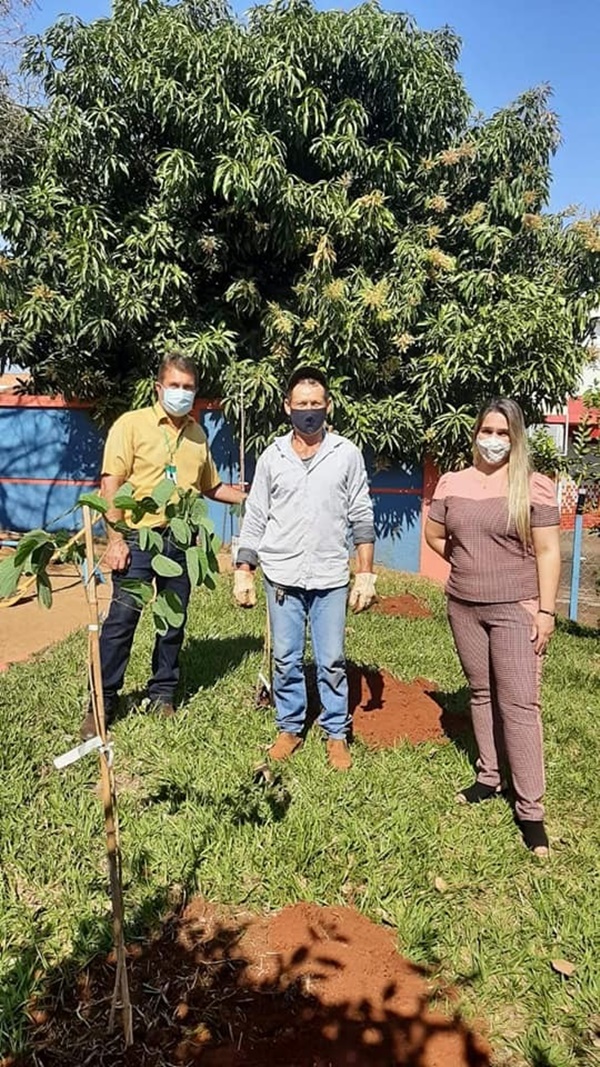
left=429, top=467, right=559, bottom=603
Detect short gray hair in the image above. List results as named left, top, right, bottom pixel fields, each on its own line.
left=157, top=351, right=198, bottom=387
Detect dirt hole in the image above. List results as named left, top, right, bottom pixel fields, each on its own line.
left=18, top=900, right=491, bottom=1066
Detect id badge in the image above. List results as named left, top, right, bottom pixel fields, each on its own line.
left=165, top=464, right=177, bottom=483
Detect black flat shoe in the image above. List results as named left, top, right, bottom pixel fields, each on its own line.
left=517, top=819, right=549, bottom=856
left=456, top=781, right=502, bottom=805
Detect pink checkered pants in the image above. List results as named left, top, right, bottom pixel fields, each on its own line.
left=447, top=597, right=545, bottom=821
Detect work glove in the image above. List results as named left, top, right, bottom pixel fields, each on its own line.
left=234, top=568, right=257, bottom=608
left=348, top=572, right=377, bottom=613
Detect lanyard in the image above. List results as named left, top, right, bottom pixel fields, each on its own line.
left=161, top=424, right=186, bottom=467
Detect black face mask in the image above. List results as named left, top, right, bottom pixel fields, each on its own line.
left=290, top=407, right=327, bottom=435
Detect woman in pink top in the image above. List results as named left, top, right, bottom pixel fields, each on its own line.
left=425, top=398, right=561, bottom=857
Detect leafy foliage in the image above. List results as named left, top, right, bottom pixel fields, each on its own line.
left=0, top=527, right=85, bottom=603
left=528, top=427, right=566, bottom=478
left=0, top=480, right=222, bottom=627
left=1, top=0, right=599, bottom=462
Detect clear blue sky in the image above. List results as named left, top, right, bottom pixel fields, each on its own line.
left=26, top=0, right=600, bottom=215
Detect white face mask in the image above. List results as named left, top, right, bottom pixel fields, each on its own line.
left=476, top=435, right=511, bottom=465
left=160, top=385, right=195, bottom=417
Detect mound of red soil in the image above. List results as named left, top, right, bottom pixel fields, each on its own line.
left=348, top=665, right=466, bottom=748
left=18, top=900, right=490, bottom=1067
left=371, top=594, right=432, bottom=619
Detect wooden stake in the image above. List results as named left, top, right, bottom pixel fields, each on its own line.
left=82, top=506, right=133, bottom=1046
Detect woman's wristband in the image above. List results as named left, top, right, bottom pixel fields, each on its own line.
left=538, top=608, right=556, bottom=617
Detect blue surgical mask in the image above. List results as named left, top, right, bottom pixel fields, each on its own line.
left=290, top=407, right=327, bottom=435
left=160, top=386, right=195, bottom=417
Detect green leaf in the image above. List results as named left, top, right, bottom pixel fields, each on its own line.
left=197, top=549, right=208, bottom=581
left=152, top=478, right=176, bottom=507
left=147, top=529, right=164, bottom=553
left=203, top=572, right=216, bottom=591
left=152, top=607, right=169, bottom=636
left=77, top=492, right=108, bottom=514
left=0, top=557, right=23, bottom=599
left=206, top=536, right=219, bottom=575
left=120, top=578, right=154, bottom=606
left=15, top=531, right=51, bottom=566
left=113, top=492, right=138, bottom=511
left=170, top=517, right=191, bottom=547
left=154, top=589, right=184, bottom=629
left=30, top=542, right=55, bottom=573
left=210, top=533, right=222, bottom=556
left=191, top=496, right=208, bottom=525
left=138, top=525, right=163, bottom=551
left=151, top=554, right=183, bottom=578
left=138, top=496, right=159, bottom=514
left=185, top=545, right=200, bottom=587
left=36, top=571, right=53, bottom=609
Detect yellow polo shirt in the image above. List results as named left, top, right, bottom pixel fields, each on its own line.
left=101, top=404, right=221, bottom=528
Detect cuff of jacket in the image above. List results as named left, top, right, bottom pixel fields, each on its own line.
left=236, top=547, right=259, bottom=567
left=352, top=523, right=376, bottom=546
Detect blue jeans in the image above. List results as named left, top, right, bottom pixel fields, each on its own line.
left=264, top=578, right=349, bottom=740
left=99, top=534, right=191, bottom=714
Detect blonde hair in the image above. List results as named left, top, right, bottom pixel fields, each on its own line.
left=473, top=397, right=532, bottom=545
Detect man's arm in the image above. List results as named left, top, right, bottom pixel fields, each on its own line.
left=203, top=482, right=247, bottom=507
left=101, top=472, right=131, bottom=572
left=347, top=448, right=375, bottom=569
left=235, top=455, right=271, bottom=571
left=355, top=542, right=374, bottom=574
left=232, top=456, right=271, bottom=606
left=347, top=449, right=377, bottom=611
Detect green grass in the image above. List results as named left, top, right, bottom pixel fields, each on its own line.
left=1, top=570, right=599, bottom=1065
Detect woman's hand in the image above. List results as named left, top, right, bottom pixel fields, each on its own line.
left=530, top=611, right=555, bottom=655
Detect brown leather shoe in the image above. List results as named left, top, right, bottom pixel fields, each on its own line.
left=326, top=739, right=352, bottom=771
left=80, top=709, right=98, bottom=741
left=147, top=699, right=177, bottom=718
left=267, top=732, right=303, bottom=761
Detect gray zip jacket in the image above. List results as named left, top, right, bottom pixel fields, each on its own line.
left=237, top=431, right=375, bottom=589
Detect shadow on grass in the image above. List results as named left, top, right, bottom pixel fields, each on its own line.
left=140, top=771, right=292, bottom=826
left=3, top=891, right=492, bottom=1067
left=108, top=635, right=264, bottom=726
left=557, top=616, right=600, bottom=640
left=425, top=685, right=477, bottom=762
left=179, top=635, right=264, bottom=698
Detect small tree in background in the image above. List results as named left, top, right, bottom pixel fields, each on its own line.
left=1, top=0, right=599, bottom=464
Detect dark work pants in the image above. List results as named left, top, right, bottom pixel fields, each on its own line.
left=99, top=534, right=191, bottom=714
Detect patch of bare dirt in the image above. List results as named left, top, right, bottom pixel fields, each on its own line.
left=348, top=665, right=466, bottom=748
left=371, top=594, right=432, bottom=619
left=14, top=899, right=491, bottom=1066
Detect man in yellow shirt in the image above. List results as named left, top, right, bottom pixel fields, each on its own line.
left=80, top=352, right=245, bottom=738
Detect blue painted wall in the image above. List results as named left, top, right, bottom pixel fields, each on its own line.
left=366, top=452, right=423, bottom=574
left=0, top=402, right=424, bottom=572
left=0, top=405, right=103, bottom=532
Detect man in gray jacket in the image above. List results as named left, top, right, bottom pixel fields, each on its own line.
left=233, top=366, right=376, bottom=770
